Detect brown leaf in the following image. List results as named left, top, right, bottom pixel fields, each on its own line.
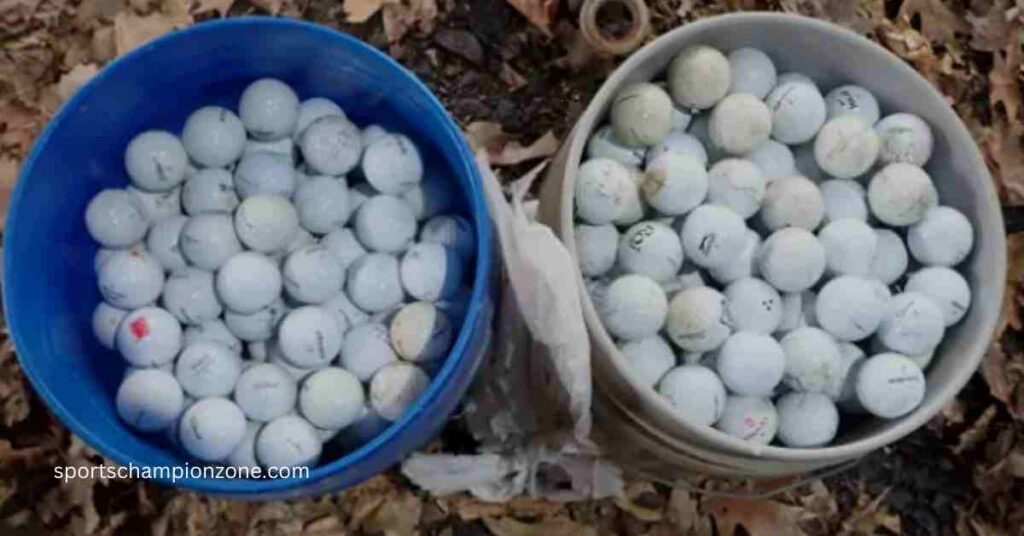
left=360, top=491, right=422, bottom=536
left=0, top=158, right=17, bottom=234
left=898, top=0, right=969, bottom=43
left=613, top=481, right=664, bottom=522
left=0, top=104, right=44, bottom=160
left=248, top=0, right=284, bottom=14
left=989, top=18, right=1022, bottom=127
left=447, top=495, right=563, bottom=522
left=704, top=497, right=808, bottom=536
left=191, top=0, right=234, bottom=16
left=92, top=24, right=117, bottom=62
left=505, top=0, right=557, bottom=33
left=381, top=0, right=437, bottom=43
left=464, top=121, right=509, bottom=154
left=482, top=515, right=597, bottom=536
left=500, top=62, right=528, bottom=91
left=54, top=63, right=99, bottom=104
left=666, top=488, right=713, bottom=535
left=343, top=0, right=384, bottom=23
left=838, top=488, right=900, bottom=536
left=491, top=131, right=558, bottom=166
left=954, top=404, right=999, bottom=455
left=113, top=11, right=190, bottom=57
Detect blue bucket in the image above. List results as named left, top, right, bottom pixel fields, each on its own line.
left=4, top=17, right=494, bottom=499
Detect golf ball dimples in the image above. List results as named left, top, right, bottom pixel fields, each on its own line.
left=876, top=292, right=946, bottom=355
left=180, top=214, right=243, bottom=270
left=238, top=78, right=299, bottom=141
left=868, top=163, right=939, bottom=227
left=174, top=341, right=242, bottom=398
left=278, top=306, right=343, bottom=369
left=817, top=218, right=877, bottom=276
left=116, top=369, right=184, bottom=432
left=824, top=85, right=881, bottom=125
left=642, top=153, right=709, bottom=216
left=162, top=267, right=223, bottom=325
left=757, top=228, right=826, bottom=293
left=657, top=365, right=727, bottom=426
left=598, top=274, right=668, bottom=341
left=181, top=106, right=247, bottom=168
left=815, top=276, right=887, bottom=342
left=668, top=45, right=731, bottom=110
left=716, top=396, right=778, bottom=445
left=723, top=278, right=782, bottom=335
left=323, top=228, right=369, bottom=272
left=420, top=214, right=476, bottom=261
left=234, top=362, right=298, bottom=421
left=871, top=229, right=909, bottom=285
left=233, top=152, right=296, bottom=199
left=184, top=319, right=242, bottom=354
left=765, top=81, right=827, bottom=145
left=814, top=116, right=881, bottom=179
left=400, top=243, right=464, bottom=302
left=85, top=189, right=149, bottom=248
left=355, top=195, right=417, bottom=254
left=745, top=139, right=795, bottom=184
left=610, top=82, right=673, bottom=147
left=299, top=367, right=365, bottom=430
left=760, top=176, right=824, bottom=231
left=775, top=392, right=839, bottom=447
left=780, top=327, right=842, bottom=393
left=300, top=115, right=363, bottom=175
left=283, top=246, right=344, bottom=304
left=129, top=186, right=182, bottom=224
left=362, top=133, right=424, bottom=195
left=227, top=421, right=261, bottom=469
left=217, top=252, right=283, bottom=314
left=707, top=159, right=766, bottom=219
left=587, top=125, right=645, bottom=168
left=146, top=215, right=188, bottom=272
left=716, top=332, right=785, bottom=396
left=727, top=47, right=776, bottom=99
left=177, top=397, right=247, bottom=462
left=182, top=168, right=239, bottom=215
left=855, top=353, right=926, bottom=419
left=346, top=253, right=404, bottom=313
left=370, top=363, right=431, bottom=421
left=255, top=414, right=322, bottom=468
left=224, top=298, right=287, bottom=342
left=340, top=322, right=398, bottom=381
left=293, top=97, right=344, bottom=141
left=234, top=194, right=299, bottom=253
left=905, top=267, right=971, bottom=326
left=124, top=130, right=189, bottom=192
left=93, top=302, right=128, bottom=349
left=618, top=336, right=675, bottom=386
left=707, top=229, right=760, bottom=285
left=390, top=302, right=454, bottom=362
left=679, top=204, right=747, bottom=269
left=575, top=158, right=635, bottom=225
left=709, top=94, right=772, bottom=155
left=819, top=179, right=868, bottom=223
left=97, top=249, right=165, bottom=309
left=875, top=113, right=933, bottom=166
left=617, top=221, right=683, bottom=282
left=666, top=286, right=732, bottom=352
left=645, top=131, right=709, bottom=168
left=293, top=176, right=351, bottom=234
left=574, top=224, right=618, bottom=277
left=907, top=206, right=974, bottom=267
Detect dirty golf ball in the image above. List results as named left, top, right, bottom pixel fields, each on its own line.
left=598, top=274, right=668, bottom=341
left=239, top=78, right=299, bottom=141
left=642, top=153, right=709, bottom=216
left=362, top=133, right=424, bottom=195
left=217, top=252, right=282, bottom=314
left=293, top=98, right=344, bottom=141
left=346, top=253, right=404, bottom=313
left=574, top=224, right=619, bottom=277
left=178, top=397, right=247, bottom=462
left=300, top=115, right=362, bottom=176
left=757, top=228, right=826, bottom=293
left=709, top=94, right=772, bottom=155
left=116, top=368, right=184, bottom=432
left=233, top=152, right=296, bottom=199
left=370, top=363, right=431, bottom=421
left=817, top=218, right=877, bottom=276
left=610, top=82, right=673, bottom=147
left=707, top=159, right=766, bottom=219
left=233, top=363, right=298, bottom=422
left=356, top=195, right=417, bottom=254
left=814, top=116, right=880, bottom=179
left=657, top=365, right=727, bottom=426
left=875, top=113, right=933, bottom=166
left=716, top=396, right=778, bottom=445
left=299, top=367, right=365, bottom=430
left=824, top=85, right=880, bottom=125
left=760, top=176, right=824, bottom=231
left=124, top=130, right=189, bottom=192
left=293, top=176, right=351, bottom=234
left=668, top=45, right=731, bottom=110
left=814, top=276, right=886, bottom=342
left=575, top=158, right=636, bottom=225
left=645, top=131, right=709, bottom=168
left=666, top=286, right=732, bottom=352
left=867, top=163, right=938, bottom=227
left=780, top=327, right=842, bottom=393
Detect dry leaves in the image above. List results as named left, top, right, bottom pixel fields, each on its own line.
left=113, top=11, right=189, bottom=56
left=483, top=515, right=597, bottom=536
left=505, top=0, right=558, bottom=33
left=465, top=121, right=559, bottom=166
left=897, top=0, right=969, bottom=43
left=837, top=488, right=901, bottom=536
left=704, top=497, right=807, bottom=536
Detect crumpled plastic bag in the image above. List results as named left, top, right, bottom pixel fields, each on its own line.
left=400, top=154, right=622, bottom=502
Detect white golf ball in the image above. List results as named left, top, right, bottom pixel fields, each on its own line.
left=855, top=353, right=926, bottom=419
left=293, top=176, right=351, bottom=234
left=299, top=367, right=365, bottom=430
left=575, top=158, right=637, bottom=225
left=618, top=336, right=675, bottom=386
left=907, top=206, right=973, bottom=267
left=815, top=276, right=887, bottom=342
left=871, top=228, right=909, bottom=285
left=181, top=168, right=239, bottom=216
left=233, top=362, right=298, bottom=422
left=610, top=82, right=673, bottom=147
left=598, top=274, right=668, bottom=341
left=824, top=85, right=880, bottom=125
left=716, top=331, right=786, bottom=396
left=723, top=277, right=782, bottom=334
left=255, top=415, right=321, bottom=468
left=780, top=327, right=842, bottom=393
left=775, top=71, right=818, bottom=89
left=905, top=267, right=971, bottom=326
left=181, top=106, right=247, bottom=168
left=128, top=186, right=181, bottom=225
left=183, top=319, right=242, bottom=355
left=765, top=81, right=827, bottom=145
left=775, top=392, right=839, bottom=447
left=362, top=133, right=423, bottom=195
left=369, top=362, right=431, bottom=421
left=390, top=302, right=454, bottom=362
left=277, top=306, right=343, bottom=369
left=346, top=253, right=404, bottom=313
left=115, top=306, right=182, bottom=367
left=657, top=365, right=727, bottom=426
left=399, top=242, right=464, bottom=302
left=642, top=153, right=709, bottom=217
left=340, top=322, right=398, bottom=381
left=146, top=215, right=188, bottom=272
left=234, top=194, right=299, bottom=254
left=116, top=368, right=184, bottom=433
left=745, top=139, right=795, bottom=184
left=574, top=224, right=618, bottom=277
left=420, top=214, right=475, bottom=261
left=238, top=78, right=299, bottom=141
left=217, top=252, right=282, bottom=314
left=293, top=98, right=344, bottom=141
left=178, top=397, right=247, bottom=461
left=617, top=221, right=684, bottom=282
left=680, top=204, right=747, bottom=268
left=867, top=163, right=939, bottom=227
left=727, top=47, right=776, bottom=99
left=709, top=93, right=772, bottom=155
left=875, top=113, right=933, bottom=166
left=666, top=286, right=732, bottom=352
left=162, top=267, right=222, bottom=325
left=817, top=218, right=877, bottom=276
left=355, top=195, right=417, bottom=254
left=233, top=152, right=296, bottom=199
left=707, top=159, right=766, bottom=219
left=819, top=179, right=868, bottom=223
left=85, top=189, right=149, bottom=248
left=180, top=214, right=243, bottom=270
left=707, top=229, right=760, bottom=285
left=645, top=131, right=708, bottom=168
left=300, top=115, right=363, bottom=176
left=757, top=228, right=826, bottom=293
left=716, top=396, right=778, bottom=445
left=174, top=341, right=242, bottom=398
left=814, top=116, right=880, bottom=179
left=124, top=130, right=189, bottom=192
left=668, top=45, right=731, bottom=110
left=93, top=301, right=128, bottom=349
left=97, top=249, right=165, bottom=309
left=875, top=292, right=946, bottom=355
left=282, top=245, right=344, bottom=304
left=760, top=176, right=824, bottom=231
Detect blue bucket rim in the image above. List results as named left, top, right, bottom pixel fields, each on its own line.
left=3, top=16, right=492, bottom=495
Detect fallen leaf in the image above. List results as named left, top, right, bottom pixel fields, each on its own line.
left=465, top=121, right=509, bottom=154
left=447, top=495, right=563, bottom=521
left=248, top=0, right=284, bottom=14
left=988, top=18, right=1022, bottom=128
left=343, top=0, right=384, bottom=22
left=898, top=0, right=969, bottom=43
left=491, top=131, right=558, bottom=166
left=500, top=62, right=528, bottom=90
left=0, top=103, right=45, bottom=157
left=360, top=491, right=422, bottom=536
left=838, top=488, right=900, bottom=536
left=483, top=515, right=598, bottom=536
left=666, top=488, right=712, bottom=535
left=954, top=404, right=999, bottom=455
left=0, top=158, right=18, bottom=234
left=191, top=0, right=234, bottom=16
left=613, top=481, right=664, bottom=522
left=704, top=497, right=808, bottom=536
left=381, top=0, right=438, bottom=43
left=54, top=63, right=99, bottom=104
left=505, top=0, right=557, bottom=33
left=92, top=24, right=118, bottom=62
left=434, top=28, right=484, bottom=65
left=113, top=11, right=190, bottom=57
left=0, top=0, right=43, bottom=39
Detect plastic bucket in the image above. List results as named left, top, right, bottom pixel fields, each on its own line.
left=538, top=13, right=1005, bottom=480
left=4, top=17, right=494, bottom=499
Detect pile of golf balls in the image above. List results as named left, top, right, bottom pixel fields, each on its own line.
left=87, top=78, right=475, bottom=472
left=576, top=45, right=975, bottom=448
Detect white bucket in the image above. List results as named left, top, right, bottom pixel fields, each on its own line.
left=537, top=13, right=1006, bottom=481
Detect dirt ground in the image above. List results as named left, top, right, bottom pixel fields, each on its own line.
left=1, top=0, right=1023, bottom=535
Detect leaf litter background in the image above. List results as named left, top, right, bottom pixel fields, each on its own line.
left=1, top=0, right=1023, bottom=534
